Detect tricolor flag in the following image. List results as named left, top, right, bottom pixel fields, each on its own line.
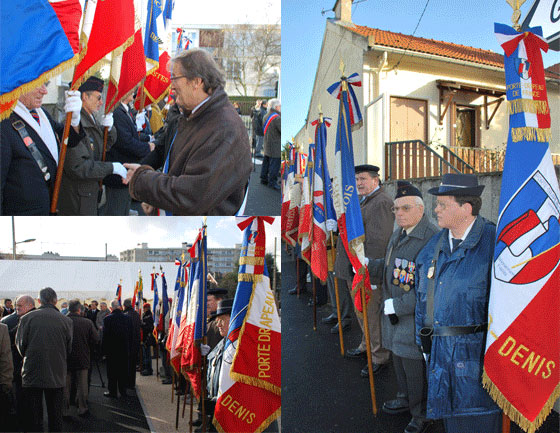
left=281, top=144, right=295, bottom=244
left=162, top=0, right=174, bottom=30
left=176, top=28, right=184, bottom=53
left=213, top=217, right=280, bottom=433
left=144, top=0, right=164, bottom=75
left=0, top=0, right=79, bottom=119
left=329, top=72, right=371, bottom=312
left=298, top=141, right=315, bottom=264
left=482, top=24, right=560, bottom=433
left=180, top=228, right=208, bottom=400
left=151, top=271, right=160, bottom=330
left=168, top=257, right=188, bottom=373
left=327, top=72, right=362, bottom=130
left=105, top=0, right=146, bottom=113
left=283, top=145, right=301, bottom=246
left=263, top=112, right=279, bottom=137
left=115, top=282, right=122, bottom=307
left=159, top=269, right=169, bottom=332
left=310, top=116, right=337, bottom=283
left=72, top=0, right=136, bottom=89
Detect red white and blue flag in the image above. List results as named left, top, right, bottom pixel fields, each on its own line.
left=483, top=24, right=559, bottom=433
left=329, top=73, right=371, bottom=312
left=167, top=257, right=187, bottom=373
left=115, top=282, right=122, bottom=307
left=298, top=140, right=315, bottom=264
left=310, top=116, right=337, bottom=283
left=282, top=144, right=300, bottom=246
left=151, top=270, right=160, bottom=330
left=327, top=72, right=362, bottom=130
left=180, top=228, right=207, bottom=400
left=213, top=217, right=280, bottom=433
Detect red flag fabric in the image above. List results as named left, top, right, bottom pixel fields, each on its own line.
left=48, top=0, right=82, bottom=54
left=298, top=143, right=314, bottom=264
left=134, top=51, right=171, bottom=111
left=72, top=0, right=136, bottom=89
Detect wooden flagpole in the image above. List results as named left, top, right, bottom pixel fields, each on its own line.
left=189, top=387, right=194, bottom=433
left=329, top=233, right=345, bottom=356
left=361, top=281, right=377, bottom=415
left=201, top=221, right=208, bottom=433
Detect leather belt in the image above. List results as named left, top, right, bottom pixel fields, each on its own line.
left=433, top=323, right=487, bottom=336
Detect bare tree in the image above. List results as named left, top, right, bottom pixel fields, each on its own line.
left=215, top=24, right=280, bottom=97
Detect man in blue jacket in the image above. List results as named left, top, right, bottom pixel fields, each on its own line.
left=415, top=173, right=501, bottom=433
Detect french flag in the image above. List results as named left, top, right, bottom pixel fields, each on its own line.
left=298, top=141, right=315, bottom=264
left=213, top=217, right=280, bottom=433
left=167, top=257, right=187, bottom=373
left=327, top=72, right=362, bottom=130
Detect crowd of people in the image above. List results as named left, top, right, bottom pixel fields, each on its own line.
left=0, top=284, right=241, bottom=432
left=1, top=49, right=259, bottom=216
left=290, top=168, right=502, bottom=433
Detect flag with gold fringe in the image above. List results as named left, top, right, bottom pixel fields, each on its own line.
left=213, top=216, right=280, bottom=433
left=482, top=23, right=560, bottom=433
left=0, top=0, right=79, bottom=120
left=134, top=51, right=171, bottom=112
left=167, top=257, right=187, bottom=373
left=298, top=140, right=314, bottom=264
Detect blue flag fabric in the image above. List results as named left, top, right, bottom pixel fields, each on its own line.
left=152, top=273, right=160, bottom=328
left=314, top=118, right=337, bottom=229
left=174, top=259, right=186, bottom=328
left=0, top=0, right=76, bottom=102
left=144, top=0, right=163, bottom=69
left=163, top=0, right=174, bottom=29
left=161, top=271, right=169, bottom=318
left=191, top=228, right=208, bottom=341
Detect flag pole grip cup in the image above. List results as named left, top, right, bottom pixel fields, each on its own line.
left=419, top=327, right=433, bottom=354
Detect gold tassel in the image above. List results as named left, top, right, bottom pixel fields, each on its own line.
left=511, top=127, right=551, bottom=143
left=482, top=369, right=560, bottom=433
left=230, top=371, right=281, bottom=395
left=238, top=273, right=262, bottom=283
left=508, top=99, right=549, bottom=115
left=0, top=54, right=79, bottom=104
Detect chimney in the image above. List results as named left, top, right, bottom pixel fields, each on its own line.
left=333, top=0, right=353, bottom=23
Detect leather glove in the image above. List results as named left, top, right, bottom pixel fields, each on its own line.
left=101, top=112, right=113, bottom=129
left=112, top=162, right=127, bottom=179
left=135, top=110, right=146, bottom=131
left=64, top=90, right=82, bottom=127
left=200, top=344, right=211, bottom=356
left=384, top=299, right=395, bottom=315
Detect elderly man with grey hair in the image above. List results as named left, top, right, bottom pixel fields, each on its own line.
left=16, top=287, right=73, bottom=432
left=367, top=181, right=438, bottom=433
left=260, top=98, right=281, bottom=190
left=102, top=299, right=132, bottom=398
left=124, top=48, right=251, bottom=215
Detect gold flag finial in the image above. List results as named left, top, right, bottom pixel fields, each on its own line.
left=506, top=0, right=526, bottom=31
left=339, top=58, right=345, bottom=76
left=318, top=104, right=323, bottom=123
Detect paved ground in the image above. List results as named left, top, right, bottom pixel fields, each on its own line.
left=281, top=248, right=559, bottom=433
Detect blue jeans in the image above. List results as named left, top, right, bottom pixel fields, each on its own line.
left=142, top=344, right=152, bottom=373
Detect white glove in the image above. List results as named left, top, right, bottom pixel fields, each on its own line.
left=423, top=353, right=429, bottom=363
left=149, top=135, right=155, bottom=143
left=370, top=284, right=378, bottom=291
left=135, top=110, right=146, bottom=131
left=384, top=298, right=395, bottom=315
left=64, top=90, right=82, bottom=127
left=364, top=257, right=369, bottom=266
left=112, top=162, right=127, bottom=179
left=200, top=344, right=211, bottom=356
left=101, top=112, right=113, bottom=129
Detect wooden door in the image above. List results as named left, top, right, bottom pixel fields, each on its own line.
left=390, top=97, right=427, bottom=143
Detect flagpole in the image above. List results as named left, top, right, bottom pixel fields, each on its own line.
left=175, top=384, right=180, bottom=430
left=189, top=386, right=194, bottom=433
left=201, top=222, right=208, bottom=433
left=361, top=281, right=377, bottom=415
left=330, top=233, right=345, bottom=356
left=312, top=275, right=317, bottom=331
left=296, top=255, right=301, bottom=297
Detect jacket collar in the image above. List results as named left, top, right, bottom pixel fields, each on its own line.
left=80, top=108, right=97, bottom=128
left=408, top=213, right=434, bottom=240
left=360, top=185, right=385, bottom=206
left=39, top=303, right=59, bottom=312
left=185, top=86, right=227, bottom=121
left=441, top=215, right=486, bottom=257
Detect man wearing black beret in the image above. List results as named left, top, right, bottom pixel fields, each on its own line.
left=368, top=181, right=438, bottom=433
left=415, top=173, right=501, bottom=432
left=58, top=76, right=127, bottom=215
left=334, top=164, right=394, bottom=377
left=206, top=288, right=228, bottom=349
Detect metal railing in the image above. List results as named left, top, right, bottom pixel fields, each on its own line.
left=384, top=140, right=461, bottom=180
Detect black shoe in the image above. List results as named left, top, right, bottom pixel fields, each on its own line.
left=345, top=347, right=366, bottom=359
left=307, top=299, right=326, bottom=307
left=161, top=379, right=172, bottom=384
left=382, top=398, right=410, bottom=415
left=321, top=314, right=338, bottom=325
left=330, top=322, right=351, bottom=334
left=260, top=179, right=268, bottom=185
left=271, top=184, right=281, bottom=191
left=288, top=287, right=305, bottom=295
left=191, top=419, right=202, bottom=427
left=141, top=370, right=153, bottom=376
left=361, top=362, right=386, bottom=377
left=103, top=392, right=118, bottom=398
left=404, top=417, right=432, bottom=433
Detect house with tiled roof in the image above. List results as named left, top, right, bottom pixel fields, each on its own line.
left=295, top=0, right=560, bottom=181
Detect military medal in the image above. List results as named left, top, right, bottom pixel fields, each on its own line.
left=399, top=269, right=407, bottom=287
left=393, top=258, right=402, bottom=285
left=427, top=266, right=435, bottom=279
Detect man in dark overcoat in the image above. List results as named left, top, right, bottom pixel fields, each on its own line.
left=102, top=300, right=132, bottom=398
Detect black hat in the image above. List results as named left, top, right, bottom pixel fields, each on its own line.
left=207, top=288, right=228, bottom=296
left=210, top=298, right=233, bottom=320
left=428, top=173, right=485, bottom=197
left=78, top=76, right=104, bottom=93
left=395, top=181, right=422, bottom=199
left=355, top=164, right=379, bottom=176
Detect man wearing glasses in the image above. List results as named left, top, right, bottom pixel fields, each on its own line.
left=58, top=76, right=127, bottom=215
left=368, top=181, right=437, bottom=433
left=124, top=49, right=251, bottom=215
left=334, top=164, right=393, bottom=376
left=415, top=173, right=501, bottom=433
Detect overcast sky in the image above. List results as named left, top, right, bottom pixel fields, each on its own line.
left=1, top=217, right=280, bottom=259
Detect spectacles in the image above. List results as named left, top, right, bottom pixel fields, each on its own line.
left=435, top=201, right=458, bottom=210
left=391, top=204, right=416, bottom=213
left=170, top=75, right=188, bottom=81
